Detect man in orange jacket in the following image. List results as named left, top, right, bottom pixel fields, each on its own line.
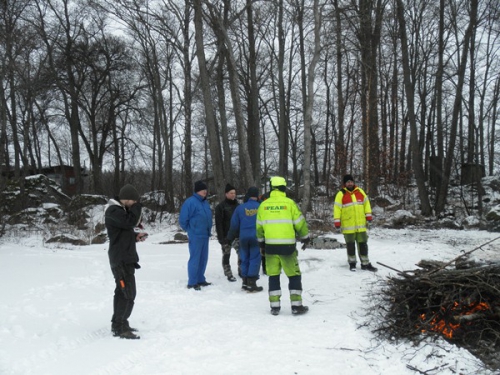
left=333, top=175, right=377, bottom=272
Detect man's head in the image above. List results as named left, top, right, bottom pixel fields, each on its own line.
left=246, top=186, right=259, bottom=200
left=270, top=176, right=287, bottom=192
left=343, top=174, right=355, bottom=190
left=225, top=183, right=236, bottom=200
left=194, top=180, right=208, bottom=198
left=119, top=184, right=140, bottom=207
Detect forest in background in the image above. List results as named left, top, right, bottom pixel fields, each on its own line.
left=0, top=0, right=499, bottom=216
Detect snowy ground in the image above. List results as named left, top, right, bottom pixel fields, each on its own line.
left=1, top=227, right=499, bottom=375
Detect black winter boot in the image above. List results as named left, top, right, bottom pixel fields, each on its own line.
left=115, top=330, right=140, bottom=339
left=349, top=263, right=356, bottom=271
left=112, top=323, right=140, bottom=339
left=241, top=277, right=249, bottom=291
left=292, top=305, right=309, bottom=315
left=246, top=277, right=263, bottom=292
left=124, top=321, right=138, bottom=332
left=361, top=263, right=378, bottom=272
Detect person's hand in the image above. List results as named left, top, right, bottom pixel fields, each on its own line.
left=259, top=242, right=266, bottom=256
left=334, top=221, right=341, bottom=228
left=136, top=233, right=148, bottom=242
left=300, top=238, right=310, bottom=250
left=366, top=214, right=373, bottom=222
left=231, top=238, right=240, bottom=250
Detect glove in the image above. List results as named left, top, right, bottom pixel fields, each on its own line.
left=136, top=232, right=148, bottom=242
left=366, top=214, right=373, bottom=222
left=259, top=242, right=266, bottom=256
left=334, top=221, right=341, bottom=228
left=301, top=238, right=310, bottom=250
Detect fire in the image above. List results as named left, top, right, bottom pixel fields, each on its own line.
left=420, top=301, right=490, bottom=339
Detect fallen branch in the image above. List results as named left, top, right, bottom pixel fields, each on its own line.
left=425, top=236, right=500, bottom=276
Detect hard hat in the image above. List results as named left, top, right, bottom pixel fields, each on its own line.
left=270, top=176, right=286, bottom=187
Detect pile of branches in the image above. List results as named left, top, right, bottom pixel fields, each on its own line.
left=368, top=239, right=500, bottom=371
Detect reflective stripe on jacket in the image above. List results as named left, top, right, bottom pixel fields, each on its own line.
left=256, top=190, right=309, bottom=246
left=333, top=187, right=372, bottom=233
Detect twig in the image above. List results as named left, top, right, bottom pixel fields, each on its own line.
left=406, top=364, right=448, bottom=374
left=426, top=236, right=500, bottom=276
left=376, top=261, right=414, bottom=278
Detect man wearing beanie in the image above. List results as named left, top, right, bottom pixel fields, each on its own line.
left=105, top=184, right=147, bottom=339
left=215, top=183, right=240, bottom=281
left=179, top=180, right=213, bottom=290
left=333, top=175, right=377, bottom=272
left=226, top=187, right=263, bottom=292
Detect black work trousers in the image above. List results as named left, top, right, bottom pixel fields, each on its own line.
left=111, top=263, right=137, bottom=330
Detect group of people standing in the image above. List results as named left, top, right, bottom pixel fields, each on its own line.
left=104, top=174, right=376, bottom=339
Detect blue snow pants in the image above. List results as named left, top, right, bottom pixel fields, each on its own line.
left=187, top=235, right=209, bottom=286
left=239, top=236, right=261, bottom=278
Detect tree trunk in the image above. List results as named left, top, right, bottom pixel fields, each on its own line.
left=301, top=0, right=322, bottom=214
left=246, top=0, right=261, bottom=186
left=395, top=0, right=432, bottom=216
left=435, top=0, right=477, bottom=215
left=183, top=0, right=193, bottom=199
left=278, top=0, right=288, bottom=177
left=193, top=0, right=224, bottom=194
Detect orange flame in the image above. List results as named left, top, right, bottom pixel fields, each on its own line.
left=420, top=302, right=490, bottom=339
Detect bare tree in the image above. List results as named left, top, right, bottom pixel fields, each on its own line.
left=193, top=0, right=224, bottom=194
left=395, top=0, right=432, bottom=216
left=301, top=0, right=322, bottom=213
left=435, top=0, right=478, bottom=215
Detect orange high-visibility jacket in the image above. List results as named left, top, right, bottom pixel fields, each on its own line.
left=333, top=187, right=372, bottom=233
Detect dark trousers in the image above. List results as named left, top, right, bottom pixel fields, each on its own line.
left=111, top=263, right=137, bottom=331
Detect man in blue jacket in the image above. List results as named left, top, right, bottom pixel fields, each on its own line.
left=227, top=186, right=263, bottom=292
left=179, top=180, right=213, bottom=290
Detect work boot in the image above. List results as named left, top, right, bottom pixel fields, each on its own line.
left=112, top=323, right=140, bottom=339
left=187, top=284, right=201, bottom=290
left=361, top=263, right=378, bottom=272
left=115, top=330, right=140, bottom=340
left=227, top=275, right=237, bottom=282
left=292, top=305, right=309, bottom=315
left=270, top=307, right=280, bottom=316
left=349, top=263, right=356, bottom=272
left=199, top=281, right=212, bottom=287
left=124, top=321, right=138, bottom=332
left=241, top=277, right=249, bottom=291
left=246, top=277, right=263, bottom=293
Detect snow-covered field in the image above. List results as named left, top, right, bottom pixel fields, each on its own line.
left=1, top=227, right=499, bottom=375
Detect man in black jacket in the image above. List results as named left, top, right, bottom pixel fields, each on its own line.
left=215, top=183, right=240, bottom=281
left=105, top=184, right=147, bottom=339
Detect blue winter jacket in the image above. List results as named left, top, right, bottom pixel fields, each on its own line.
left=179, top=193, right=213, bottom=238
left=227, top=199, right=260, bottom=241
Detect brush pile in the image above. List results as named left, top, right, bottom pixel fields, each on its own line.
left=368, top=240, right=500, bottom=371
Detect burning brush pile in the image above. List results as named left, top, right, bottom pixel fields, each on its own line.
left=369, top=239, right=500, bottom=371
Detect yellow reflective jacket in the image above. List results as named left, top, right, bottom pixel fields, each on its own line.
left=256, top=190, right=309, bottom=253
left=333, top=186, right=372, bottom=233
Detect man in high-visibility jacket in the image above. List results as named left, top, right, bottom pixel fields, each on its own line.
left=256, top=176, right=310, bottom=316
left=333, top=174, right=377, bottom=272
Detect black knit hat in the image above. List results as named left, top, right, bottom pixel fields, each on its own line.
left=194, top=180, right=208, bottom=193
left=225, top=183, right=236, bottom=193
left=247, top=186, right=259, bottom=198
left=119, top=184, right=140, bottom=201
left=343, top=175, right=354, bottom=185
